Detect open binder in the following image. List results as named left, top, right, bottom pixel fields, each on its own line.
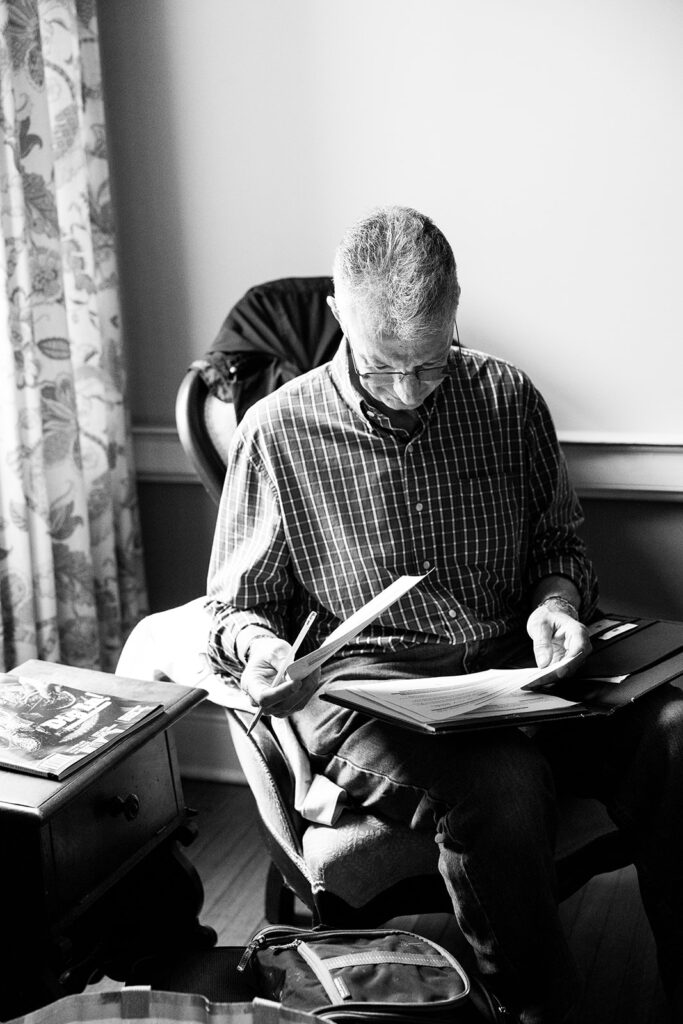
left=321, top=613, right=683, bottom=735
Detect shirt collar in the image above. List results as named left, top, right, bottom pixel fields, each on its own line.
left=329, top=338, right=364, bottom=416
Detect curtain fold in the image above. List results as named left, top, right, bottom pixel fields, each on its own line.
left=0, top=0, right=147, bottom=672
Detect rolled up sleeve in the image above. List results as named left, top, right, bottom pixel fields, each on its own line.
left=205, top=431, right=293, bottom=674
left=524, top=389, right=599, bottom=620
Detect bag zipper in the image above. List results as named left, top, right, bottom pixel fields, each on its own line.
left=238, top=927, right=407, bottom=972
left=237, top=926, right=300, bottom=971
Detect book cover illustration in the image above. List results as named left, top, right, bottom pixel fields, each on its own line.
left=0, top=674, right=162, bottom=780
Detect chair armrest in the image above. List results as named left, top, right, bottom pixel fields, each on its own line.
left=175, top=368, right=231, bottom=506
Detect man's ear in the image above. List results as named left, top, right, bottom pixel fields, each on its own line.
left=327, top=295, right=342, bottom=325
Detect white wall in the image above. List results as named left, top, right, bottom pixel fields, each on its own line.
left=99, top=0, right=683, bottom=441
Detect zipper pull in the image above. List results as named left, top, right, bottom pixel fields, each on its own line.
left=237, top=929, right=305, bottom=972
left=237, top=933, right=269, bottom=972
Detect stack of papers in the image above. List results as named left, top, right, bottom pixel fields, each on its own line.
left=323, top=654, right=581, bottom=730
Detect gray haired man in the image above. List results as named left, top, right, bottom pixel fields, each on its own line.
left=208, top=207, right=683, bottom=1023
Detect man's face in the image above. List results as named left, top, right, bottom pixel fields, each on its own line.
left=334, top=300, right=453, bottom=413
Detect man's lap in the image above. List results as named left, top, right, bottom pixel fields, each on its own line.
left=291, top=640, right=558, bottom=834
left=292, top=643, right=683, bottom=840
left=293, top=635, right=522, bottom=758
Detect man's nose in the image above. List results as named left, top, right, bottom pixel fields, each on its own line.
left=393, top=373, right=425, bottom=402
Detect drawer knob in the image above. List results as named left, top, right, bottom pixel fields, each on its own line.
left=109, top=793, right=140, bottom=821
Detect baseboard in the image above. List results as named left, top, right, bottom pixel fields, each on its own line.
left=172, top=702, right=246, bottom=784
left=133, top=426, right=683, bottom=501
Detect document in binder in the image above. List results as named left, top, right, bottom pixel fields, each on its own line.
left=321, top=613, right=683, bottom=735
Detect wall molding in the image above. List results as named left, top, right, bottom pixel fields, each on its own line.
left=133, top=425, right=683, bottom=501
left=560, top=441, right=683, bottom=501
left=133, top=425, right=198, bottom=484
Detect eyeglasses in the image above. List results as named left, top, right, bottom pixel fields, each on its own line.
left=348, top=324, right=459, bottom=388
left=354, top=363, right=449, bottom=386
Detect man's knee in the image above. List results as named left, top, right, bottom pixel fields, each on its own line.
left=638, top=691, right=683, bottom=813
left=625, top=686, right=683, bottom=781
left=455, top=730, right=555, bottom=808
left=653, top=691, right=683, bottom=753
left=434, top=733, right=557, bottom=852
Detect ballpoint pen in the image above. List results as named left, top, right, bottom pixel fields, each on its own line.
left=246, top=611, right=317, bottom=737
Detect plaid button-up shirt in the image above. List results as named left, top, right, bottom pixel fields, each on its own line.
left=206, top=341, right=598, bottom=675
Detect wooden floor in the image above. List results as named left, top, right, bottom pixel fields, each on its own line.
left=182, top=778, right=671, bottom=1024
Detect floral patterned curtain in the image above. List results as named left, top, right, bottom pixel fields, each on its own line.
left=0, top=0, right=148, bottom=672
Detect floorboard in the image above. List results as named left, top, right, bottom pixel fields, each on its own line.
left=183, top=779, right=671, bottom=1024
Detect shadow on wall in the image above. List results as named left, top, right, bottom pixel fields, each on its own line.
left=581, top=499, right=683, bottom=621
left=138, top=481, right=217, bottom=613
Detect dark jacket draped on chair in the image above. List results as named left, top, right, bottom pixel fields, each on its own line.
left=198, top=276, right=343, bottom=424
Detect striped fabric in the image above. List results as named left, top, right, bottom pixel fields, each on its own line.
left=207, top=340, right=597, bottom=673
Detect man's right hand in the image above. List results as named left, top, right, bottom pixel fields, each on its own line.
left=240, top=637, right=321, bottom=718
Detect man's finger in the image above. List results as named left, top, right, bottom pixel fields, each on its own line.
left=566, top=626, right=591, bottom=656
left=530, top=619, right=555, bottom=668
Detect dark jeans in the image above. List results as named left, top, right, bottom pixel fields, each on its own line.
left=291, top=640, right=683, bottom=1024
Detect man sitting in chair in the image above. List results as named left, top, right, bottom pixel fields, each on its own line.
left=206, top=206, right=683, bottom=1024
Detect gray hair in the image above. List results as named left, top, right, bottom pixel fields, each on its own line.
left=332, top=206, right=460, bottom=341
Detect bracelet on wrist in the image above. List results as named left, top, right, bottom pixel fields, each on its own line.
left=537, top=594, right=579, bottom=620
left=243, top=632, right=275, bottom=663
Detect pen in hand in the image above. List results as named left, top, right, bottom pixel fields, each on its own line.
left=246, top=611, right=317, bottom=737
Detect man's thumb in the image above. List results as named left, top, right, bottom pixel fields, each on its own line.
left=533, top=641, right=553, bottom=668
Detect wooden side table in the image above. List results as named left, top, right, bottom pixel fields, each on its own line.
left=0, top=660, right=214, bottom=1021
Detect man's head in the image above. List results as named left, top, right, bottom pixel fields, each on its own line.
left=329, top=206, right=461, bottom=412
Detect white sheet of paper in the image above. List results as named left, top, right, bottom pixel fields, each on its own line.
left=287, top=572, right=430, bottom=680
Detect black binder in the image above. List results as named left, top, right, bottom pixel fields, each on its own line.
left=531, top=615, right=683, bottom=711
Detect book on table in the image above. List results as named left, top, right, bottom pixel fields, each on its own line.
left=320, top=614, right=683, bottom=734
left=0, top=673, right=163, bottom=780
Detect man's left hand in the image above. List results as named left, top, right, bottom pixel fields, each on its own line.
left=526, top=604, right=591, bottom=675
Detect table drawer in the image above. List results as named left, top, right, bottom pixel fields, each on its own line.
left=48, top=733, right=181, bottom=917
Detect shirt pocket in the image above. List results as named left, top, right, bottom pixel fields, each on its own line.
left=443, top=473, right=523, bottom=579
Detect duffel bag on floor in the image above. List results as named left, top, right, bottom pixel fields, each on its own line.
left=237, top=925, right=512, bottom=1023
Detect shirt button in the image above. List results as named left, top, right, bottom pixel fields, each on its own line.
left=415, top=502, right=423, bottom=512
left=448, top=609, right=457, bottom=619
left=422, top=560, right=431, bottom=570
